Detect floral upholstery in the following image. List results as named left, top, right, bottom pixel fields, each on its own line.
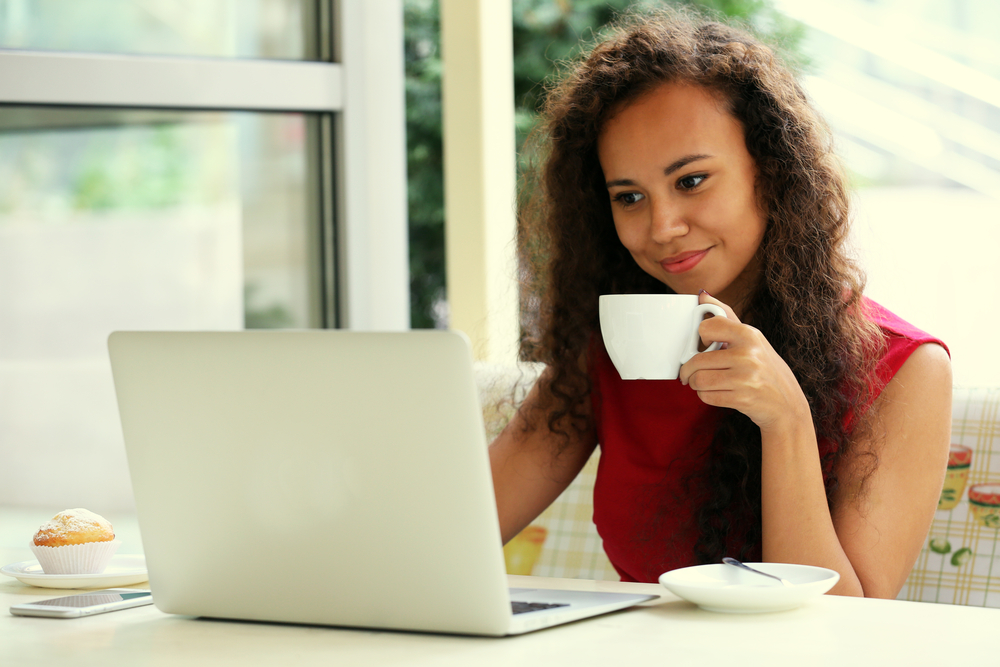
left=898, top=387, right=1000, bottom=607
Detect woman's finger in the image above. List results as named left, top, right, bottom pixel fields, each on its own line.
left=697, top=312, right=749, bottom=348
left=678, top=344, right=731, bottom=385
left=698, top=290, right=741, bottom=324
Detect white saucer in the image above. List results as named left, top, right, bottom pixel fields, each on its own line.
left=1, top=554, right=148, bottom=589
left=659, top=562, right=839, bottom=613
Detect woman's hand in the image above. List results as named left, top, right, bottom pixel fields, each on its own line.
left=677, top=292, right=811, bottom=434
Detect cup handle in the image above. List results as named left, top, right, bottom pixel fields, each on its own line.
left=680, top=304, right=727, bottom=364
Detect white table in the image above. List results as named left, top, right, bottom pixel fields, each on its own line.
left=2, top=508, right=996, bottom=666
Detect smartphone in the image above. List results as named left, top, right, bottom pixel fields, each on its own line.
left=10, top=589, right=153, bottom=618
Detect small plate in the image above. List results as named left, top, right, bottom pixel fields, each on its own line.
left=659, top=562, right=839, bottom=613
left=1, top=554, right=148, bottom=589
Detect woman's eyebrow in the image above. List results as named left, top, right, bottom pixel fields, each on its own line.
left=605, top=153, right=714, bottom=188
left=605, top=178, right=636, bottom=188
left=664, top=153, right=712, bottom=176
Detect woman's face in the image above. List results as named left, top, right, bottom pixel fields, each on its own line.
left=597, top=82, right=766, bottom=309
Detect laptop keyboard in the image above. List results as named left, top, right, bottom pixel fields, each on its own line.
left=511, top=601, right=570, bottom=615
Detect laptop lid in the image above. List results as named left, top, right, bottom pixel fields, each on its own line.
left=109, top=330, right=515, bottom=635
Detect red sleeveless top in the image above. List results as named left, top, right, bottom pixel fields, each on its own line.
left=589, top=298, right=947, bottom=583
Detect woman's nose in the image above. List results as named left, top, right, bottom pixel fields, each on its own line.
left=649, top=201, right=689, bottom=242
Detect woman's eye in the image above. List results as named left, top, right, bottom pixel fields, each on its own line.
left=613, top=192, right=644, bottom=206
left=677, top=174, right=707, bottom=190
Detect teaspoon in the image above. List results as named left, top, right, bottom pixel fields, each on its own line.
left=722, top=557, right=793, bottom=587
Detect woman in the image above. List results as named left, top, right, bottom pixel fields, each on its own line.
left=489, top=9, right=952, bottom=598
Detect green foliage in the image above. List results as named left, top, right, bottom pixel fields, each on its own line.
left=404, top=0, right=445, bottom=328
left=244, top=284, right=296, bottom=329
left=73, top=126, right=188, bottom=211
left=403, top=0, right=803, bottom=329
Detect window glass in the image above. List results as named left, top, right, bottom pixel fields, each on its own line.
left=0, top=0, right=320, bottom=60
left=0, top=106, right=323, bottom=507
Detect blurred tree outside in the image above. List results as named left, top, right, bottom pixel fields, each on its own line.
left=403, top=0, right=804, bottom=329
left=404, top=0, right=446, bottom=329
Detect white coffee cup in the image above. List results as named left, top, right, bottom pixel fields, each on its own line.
left=599, top=294, right=727, bottom=380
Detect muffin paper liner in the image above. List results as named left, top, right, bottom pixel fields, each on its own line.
left=29, top=539, right=121, bottom=575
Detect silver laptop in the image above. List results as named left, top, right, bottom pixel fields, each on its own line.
left=108, top=330, right=654, bottom=636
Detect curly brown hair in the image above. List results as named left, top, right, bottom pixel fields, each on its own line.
left=518, top=7, right=883, bottom=564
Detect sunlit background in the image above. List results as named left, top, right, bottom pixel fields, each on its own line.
left=773, top=0, right=1000, bottom=390
left=1, top=0, right=998, bottom=511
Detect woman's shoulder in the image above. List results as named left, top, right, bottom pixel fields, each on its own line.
left=860, top=297, right=950, bottom=384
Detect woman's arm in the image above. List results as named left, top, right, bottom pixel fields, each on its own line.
left=830, top=342, right=952, bottom=596
left=489, top=367, right=598, bottom=544
left=680, top=293, right=951, bottom=597
left=756, top=342, right=950, bottom=597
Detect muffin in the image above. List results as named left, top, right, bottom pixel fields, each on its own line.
left=29, top=508, right=121, bottom=574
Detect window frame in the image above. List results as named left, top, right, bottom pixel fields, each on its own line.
left=0, top=0, right=410, bottom=330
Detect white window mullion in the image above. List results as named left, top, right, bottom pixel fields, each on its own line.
left=0, top=50, right=342, bottom=112
left=335, top=0, right=409, bottom=331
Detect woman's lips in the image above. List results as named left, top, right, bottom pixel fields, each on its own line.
left=660, top=248, right=709, bottom=274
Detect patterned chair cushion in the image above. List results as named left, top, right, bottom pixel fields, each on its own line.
left=898, top=387, right=1000, bottom=607
left=504, top=452, right=618, bottom=580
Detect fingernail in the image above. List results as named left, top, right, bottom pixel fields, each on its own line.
left=699, top=289, right=711, bottom=296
